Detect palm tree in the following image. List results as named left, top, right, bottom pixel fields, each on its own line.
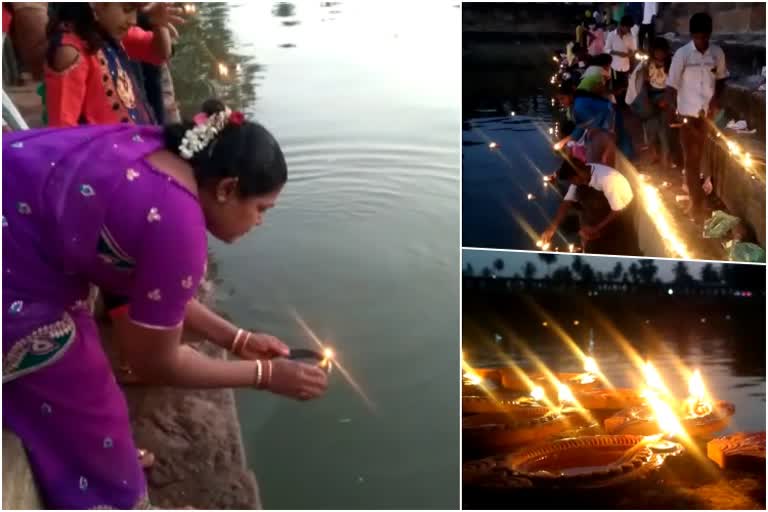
left=464, top=263, right=475, bottom=276
left=493, top=258, right=505, bottom=275
left=700, top=263, right=721, bottom=284
left=610, top=262, right=624, bottom=282
left=638, top=260, right=658, bottom=285
left=628, top=263, right=640, bottom=284
left=580, top=263, right=596, bottom=285
left=538, top=253, right=558, bottom=277
left=552, top=266, right=574, bottom=285
left=523, top=262, right=538, bottom=280
left=673, top=261, right=694, bottom=285
left=571, top=256, right=584, bottom=277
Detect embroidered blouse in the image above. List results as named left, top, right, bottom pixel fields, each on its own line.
left=45, top=28, right=165, bottom=127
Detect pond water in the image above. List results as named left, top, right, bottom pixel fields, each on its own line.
left=463, top=40, right=576, bottom=251
left=185, top=2, right=461, bottom=509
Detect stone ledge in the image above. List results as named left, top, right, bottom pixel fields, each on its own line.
left=2, top=429, right=42, bottom=510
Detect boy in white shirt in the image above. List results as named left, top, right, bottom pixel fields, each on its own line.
left=665, top=12, right=728, bottom=223
left=605, top=15, right=637, bottom=104
left=541, top=159, right=640, bottom=256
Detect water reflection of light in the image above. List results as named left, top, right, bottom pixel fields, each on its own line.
left=639, top=184, right=690, bottom=259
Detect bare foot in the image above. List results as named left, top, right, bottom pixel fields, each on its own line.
left=117, top=363, right=143, bottom=385
left=138, top=448, right=155, bottom=469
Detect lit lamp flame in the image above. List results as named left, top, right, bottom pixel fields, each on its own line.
left=535, top=239, right=551, bottom=251
left=684, top=369, right=713, bottom=418
left=640, top=184, right=689, bottom=259
left=568, top=243, right=575, bottom=252
left=183, top=3, right=197, bottom=14
left=577, top=356, right=598, bottom=384
left=744, top=153, right=752, bottom=168
left=531, top=385, right=545, bottom=402
left=218, top=62, right=229, bottom=77
left=557, top=382, right=575, bottom=405
left=726, top=140, right=740, bottom=156
left=464, top=371, right=482, bottom=385
left=320, top=347, right=335, bottom=371
left=552, top=56, right=559, bottom=63
left=645, top=390, right=684, bottom=436
left=488, top=141, right=498, bottom=149
left=642, top=360, right=665, bottom=394
left=527, top=193, right=535, bottom=200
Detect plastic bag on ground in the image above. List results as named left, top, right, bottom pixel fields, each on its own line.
left=728, top=242, right=766, bottom=263
left=703, top=210, right=741, bottom=239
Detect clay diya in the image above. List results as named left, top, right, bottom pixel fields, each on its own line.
left=497, top=365, right=599, bottom=394
left=605, top=370, right=735, bottom=439
left=604, top=400, right=735, bottom=438
left=461, top=364, right=501, bottom=394
left=464, top=434, right=683, bottom=489
left=463, top=384, right=550, bottom=415
left=707, top=431, right=766, bottom=469
left=463, top=385, right=586, bottom=452
left=463, top=410, right=574, bottom=452
left=573, top=387, right=645, bottom=412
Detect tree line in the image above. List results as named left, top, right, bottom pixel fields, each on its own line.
left=463, top=255, right=759, bottom=288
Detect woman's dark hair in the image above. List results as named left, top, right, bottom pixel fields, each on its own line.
left=649, top=37, right=672, bottom=72
left=620, top=15, right=634, bottom=28
left=46, top=3, right=140, bottom=65
left=690, top=12, right=713, bottom=35
left=164, top=101, right=287, bottom=197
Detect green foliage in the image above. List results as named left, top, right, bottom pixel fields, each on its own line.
left=171, top=3, right=263, bottom=118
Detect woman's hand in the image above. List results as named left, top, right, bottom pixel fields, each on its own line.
left=266, top=359, right=328, bottom=401
left=142, top=3, right=185, bottom=38
left=239, top=332, right=290, bottom=359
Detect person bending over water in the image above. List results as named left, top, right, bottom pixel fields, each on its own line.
left=541, top=158, right=640, bottom=256
left=2, top=104, right=328, bottom=509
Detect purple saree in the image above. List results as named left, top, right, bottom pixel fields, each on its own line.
left=2, top=124, right=208, bottom=509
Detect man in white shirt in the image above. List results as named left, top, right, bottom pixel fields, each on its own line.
left=640, top=2, right=658, bottom=51
left=666, top=12, right=728, bottom=222
left=605, top=15, right=637, bottom=104
left=541, top=159, right=640, bottom=255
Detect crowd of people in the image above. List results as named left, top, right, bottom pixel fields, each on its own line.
left=3, top=3, right=328, bottom=509
left=543, top=4, right=731, bottom=256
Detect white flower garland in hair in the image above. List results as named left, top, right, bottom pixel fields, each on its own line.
left=179, top=107, right=232, bottom=160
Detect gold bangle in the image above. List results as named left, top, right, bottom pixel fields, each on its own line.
left=254, top=360, right=263, bottom=388
left=265, top=360, right=273, bottom=388
left=240, top=332, right=252, bottom=357
left=231, top=328, right=244, bottom=355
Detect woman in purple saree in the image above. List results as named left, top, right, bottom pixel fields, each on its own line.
left=2, top=106, right=329, bottom=509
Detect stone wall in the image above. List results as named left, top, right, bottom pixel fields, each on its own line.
left=657, top=2, right=766, bottom=35
left=2, top=430, right=42, bottom=509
